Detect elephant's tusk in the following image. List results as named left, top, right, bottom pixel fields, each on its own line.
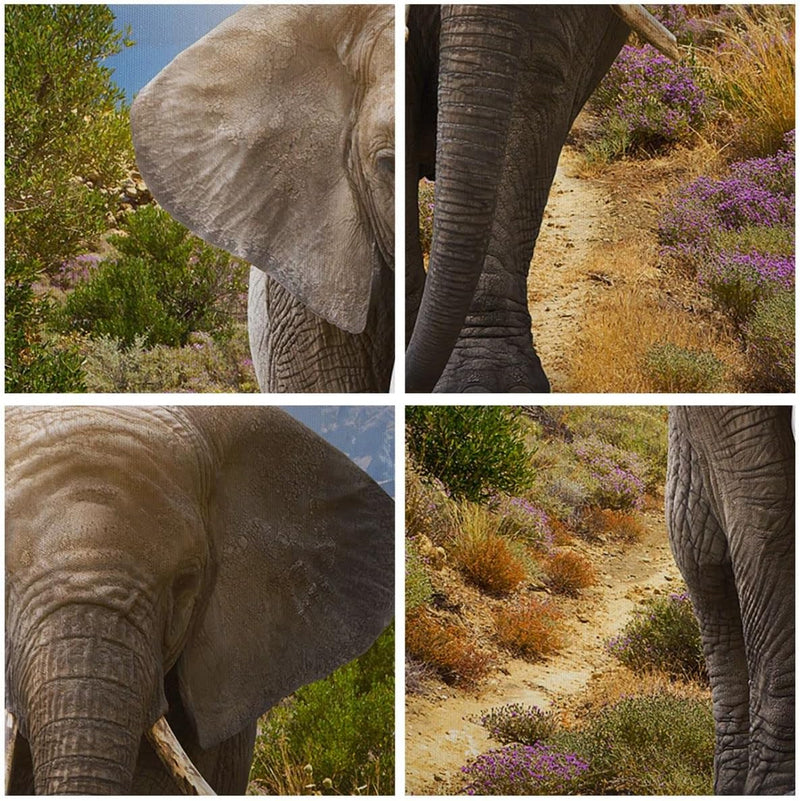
left=5, top=710, right=19, bottom=794
left=612, top=5, right=680, bottom=60
left=146, top=717, right=216, bottom=795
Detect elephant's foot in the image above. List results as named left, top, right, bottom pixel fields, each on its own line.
left=434, top=339, right=550, bottom=393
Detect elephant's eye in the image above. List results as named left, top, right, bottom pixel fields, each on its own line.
left=376, top=150, right=394, bottom=176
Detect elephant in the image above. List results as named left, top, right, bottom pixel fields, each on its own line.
left=5, top=406, right=394, bottom=794
left=131, top=5, right=394, bottom=393
left=666, top=406, right=794, bottom=794
left=404, top=5, right=679, bottom=392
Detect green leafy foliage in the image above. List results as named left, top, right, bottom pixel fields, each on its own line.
left=58, top=206, right=249, bottom=347
left=5, top=256, right=86, bottom=392
left=5, top=4, right=133, bottom=391
left=5, top=4, right=133, bottom=268
left=406, top=406, right=536, bottom=503
left=251, top=626, right=394, bottom=795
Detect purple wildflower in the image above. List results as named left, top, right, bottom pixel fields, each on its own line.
left=461, top=742, right=588, bottom=795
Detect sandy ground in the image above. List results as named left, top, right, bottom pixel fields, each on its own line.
left=527, top=146, right=616, bottom=390
left=405, top=504, right=680, bottom=795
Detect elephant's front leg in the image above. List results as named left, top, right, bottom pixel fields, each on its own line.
left=434, top=172, right=553, bottom=393
left=248, top=267, right=393, bottom=393
left=666, top=431, right=750, bottom=793
left=435, top=252, right=549, bottom=392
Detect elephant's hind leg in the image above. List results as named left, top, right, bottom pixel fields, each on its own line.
left=729, top=482, right=795, bottom=793
left=666, top=433, right=750, bottom=793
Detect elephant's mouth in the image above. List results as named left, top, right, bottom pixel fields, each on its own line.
left=5, top=711, right=216, bottom=796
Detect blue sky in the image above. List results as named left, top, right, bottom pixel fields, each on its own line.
left=107, top=5, right=242, bottom=101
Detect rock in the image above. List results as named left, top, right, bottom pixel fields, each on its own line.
left=417, top=534, right=446, bottom=569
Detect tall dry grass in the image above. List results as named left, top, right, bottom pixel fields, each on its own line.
left=566, top=268, right=744, bottom=393
left=699, top=5, right=795, bottom=158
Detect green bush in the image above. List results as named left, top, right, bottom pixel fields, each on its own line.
left=745, top=290, right=795, bottom=392
left=405, top=538, right=434, bottom=611
left=607, top=592, right=707, bottom=682
left=406, top=406, right=535, bottom=503
left=59, top=206, right=248, bottom=347
left=250, top=625, right=394, bottom=795
left=5, top=256, right=86, bottom=392
left=461, top=693, right=714, bottom=795
left=62, top=256, right=183, bottom=345
left=642, top=342, right=725, bottom=393
left=553, top=694, right=714, bottom=794
left=5, top=4, right=134, bottom=391
left=80, top=330, right=257, bottom=393
left=5, top=5, right=133, bottom=268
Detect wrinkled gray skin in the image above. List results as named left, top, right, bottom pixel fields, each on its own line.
left=405, top=5, right=635, bottom=393
left=666, top=406, right=794, bottom=794
left=5, top=407, right=394, bottom=794
left=132, top=6, right=394, bottom=393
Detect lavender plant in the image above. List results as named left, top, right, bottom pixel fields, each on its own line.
left=658, top=131, right=795, bottom=386
left=590, top=42, right=706, bottom=156
left=460, top=743, right=588, bottom=795
left=659, top=135, right=795, bottom=266
left=698, top=250, right=794, bottom=325
left=573, top=436, right=647, bottom=511
left=495, top=496, right=553, bottom=550
left=471, top=703, right=558, bottom=745
left=552, top=693, right=714, bottom=794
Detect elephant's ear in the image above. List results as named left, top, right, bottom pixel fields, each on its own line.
left=131, top=6, right=386, bottom=334
left=177, top=408, right=394, bottom=749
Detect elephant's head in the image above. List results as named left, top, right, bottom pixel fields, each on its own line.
left=404, top=4, right=678, bottom=392
left=131, top=5, right=394, bottom=337
left=5, top=407, right=394, bottom=794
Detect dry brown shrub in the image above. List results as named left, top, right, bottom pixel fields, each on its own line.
left=406, top=608, right=492, bottom=687
left=544, top=549, right=597, bottom=596
left=580, top=506, right=646, bottom=543
left=493, top=596, right=563, bottom=659
left=549, top=517, right=574, bottom=546
left=452, top=526, right=527, bottom=597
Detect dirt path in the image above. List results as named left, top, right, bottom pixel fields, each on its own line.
left=527, top=145, right=616, bottom=390
left=405, top=505, right=681, bottom=795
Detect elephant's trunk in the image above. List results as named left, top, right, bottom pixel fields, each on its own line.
left=10, top=604, right=163, bottom=794
left=405, top=5, right=523, bottom=392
